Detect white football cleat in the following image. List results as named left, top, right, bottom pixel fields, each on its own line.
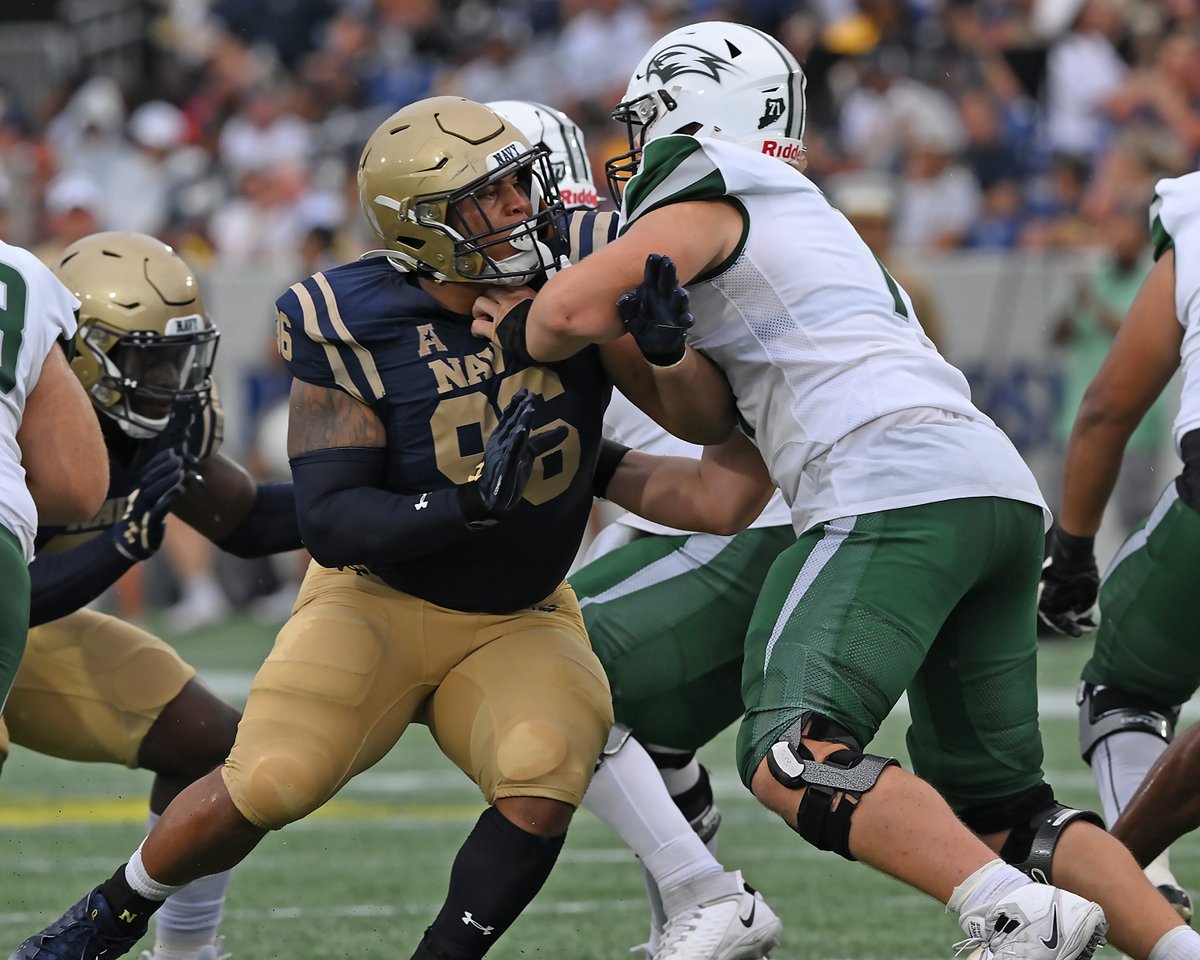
left=656, top=870, right=783, bottom=960
left=956, top=884, right=1107, bottom=960
left=139, top=936, right=231, bottom=960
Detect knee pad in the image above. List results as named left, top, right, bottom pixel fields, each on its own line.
left=766, top=714, right=898, bottom=861
left=495, top=720, right=570, bottom=785
left=672, top=762, right=722, bottom=845
left=601, top=722, right=632, bottom=759
left=999, top=799, right=1105, bottom=884
left=1078, top=682, right=1179, bottom=763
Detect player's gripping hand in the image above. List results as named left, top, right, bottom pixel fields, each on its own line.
left=1037, top=529, right=1100, bottom=637
left=616, top=253, right=694, bottom=367
left=459, top=388, right=568, bottom=527
left=111, top=448, right=189, bottom=561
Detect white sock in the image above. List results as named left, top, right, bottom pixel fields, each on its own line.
left=946, top=859, right=1030, bottom=916
left=582, top=738, right=721, bottom=894
left=126, top=843, right=185, bottom=902
left=638, top=859, right=668, bottom=952
left=1091, top=732, right=1170, bottom=825
left=1149, top=924, right=1200, bottom=960
left=144, top=816, right=231, bottom=952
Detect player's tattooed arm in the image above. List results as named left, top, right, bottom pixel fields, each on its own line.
left=287, top=379, right=386, bottom=458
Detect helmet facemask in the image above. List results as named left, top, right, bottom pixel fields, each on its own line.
left=435, top=146, right=567, bottom=285
left=81, top=317, right=218, bottom=439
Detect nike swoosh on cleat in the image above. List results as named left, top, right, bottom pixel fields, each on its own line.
left=1041, top=904, right=1060, bottom=951
left=739, top=896, right=757, bottom=928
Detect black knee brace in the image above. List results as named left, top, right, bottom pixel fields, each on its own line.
left=1000, top=802, right=1105, bottom=884
left=766, top=714, right=898, bottom=861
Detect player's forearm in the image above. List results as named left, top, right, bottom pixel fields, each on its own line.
left=291, top=448, right=473, bottom=568
left=215, top=482, right=302, bottom=558
left=29, top=537, right=135, bottom=627
left=1057, top=415, right=1132, bottom=537
left=645, top=349, right=736, bottom=445
left=607, top=450, right=762, bottom=536
left=525, top=288, right=626, bottom=363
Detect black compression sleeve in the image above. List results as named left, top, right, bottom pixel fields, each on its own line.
left=494, top=299, right=536, bottom=364
left=592, top=440, right=631, bottom=499
left=290, top=447, right=474, bottom=568
left=215, top=482, right=302, bottom=558
left=29, top=535, right=136, bottom=627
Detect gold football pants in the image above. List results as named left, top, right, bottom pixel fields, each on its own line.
left=223, top=562, right=613, bottom=830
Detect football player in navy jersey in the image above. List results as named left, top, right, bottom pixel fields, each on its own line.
left=3, top=231, right=302, bottom=960
left=11, top=97, right=736, bottom=960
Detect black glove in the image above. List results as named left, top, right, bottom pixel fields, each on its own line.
left=459, top=388, right=568, bottom=527
left=616, top=253, right=694, bottom=367
left=1037, top=528, right=1100, bottom=637
left=111, top=448, right=188, bottom=561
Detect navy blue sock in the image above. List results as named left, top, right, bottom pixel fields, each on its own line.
left=98, top=864, right=162, bottom=933
left=422, top=806, right=566, bottom=959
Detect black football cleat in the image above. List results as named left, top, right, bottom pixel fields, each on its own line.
left=9, top=886, right=148, bottom=959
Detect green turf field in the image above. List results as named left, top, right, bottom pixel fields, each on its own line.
left=1, top=615, right=1194, bottom=959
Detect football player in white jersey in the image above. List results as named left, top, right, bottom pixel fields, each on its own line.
left=471, top=20, right=1200, bottom=960
left=489, top=99, right=785, bottom=960
left=1039, top=170, right=1200, bottom=922
left=0, top=240, right=107, bottom=710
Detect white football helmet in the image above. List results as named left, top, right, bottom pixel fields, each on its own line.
left=487, top=100, right=599, bottom=210
left=607, top=21, right=807, bottom=203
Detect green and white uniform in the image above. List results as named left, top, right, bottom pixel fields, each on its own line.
left=570, top=391, right=793, bottom=750
left=621, top=136, right=1049, bottom=807
left=1082, top=172, right=1200, bottom=705
left=0, top=241, right=80, bottom=705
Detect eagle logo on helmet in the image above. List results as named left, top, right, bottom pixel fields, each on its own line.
left=643, top=44, right=741, bottom=85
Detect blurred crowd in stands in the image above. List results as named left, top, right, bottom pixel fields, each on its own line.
left=1, top=0, right=1198, bottom=271
left=2, top=0, right=1195, bottom=630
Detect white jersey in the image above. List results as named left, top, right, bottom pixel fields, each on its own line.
left=603, top=389, right=792, bottom=535
left=0, top=241, right=80, bottom=560
left=1150, top=172, right=1200, bottom=451
left=621, top=136, right=1048, bottom=534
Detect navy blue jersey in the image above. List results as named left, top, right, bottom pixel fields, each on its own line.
left=277, top=256, right=610, bottom=612
left=35, top=390, right=223, bottom=558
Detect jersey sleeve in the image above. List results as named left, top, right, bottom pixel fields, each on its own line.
left=275, top=274, right=385, bottom=404
left=564, top=209, right=621, bottom=262
left=620, top=136, right=731, bottom=232
left=0, top=245, right=80, bottom=396
left=1149, top=172, right=1200, bottom=262
left=1150, top=172, right=1200, bottom=333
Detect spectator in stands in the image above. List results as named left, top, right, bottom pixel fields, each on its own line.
left=1048, top=202, right=1169, bottom=528
left=34, top=173, right=104, bottom=265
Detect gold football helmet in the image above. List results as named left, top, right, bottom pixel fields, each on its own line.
left=357, top=96, right=566, bottom=285
left=54, top=232, right=218, bottom=439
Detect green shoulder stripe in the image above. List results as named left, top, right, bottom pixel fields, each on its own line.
left=620, top=136, right=727, bottom=232
left=1151, top=213, right=1174, bottom=261
left=1149, top=192, right=1173, bottom=261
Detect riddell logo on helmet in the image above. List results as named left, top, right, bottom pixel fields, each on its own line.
left=760, top=140, right=803, bottom=161
left=561, top=186, right=599, bottom=207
